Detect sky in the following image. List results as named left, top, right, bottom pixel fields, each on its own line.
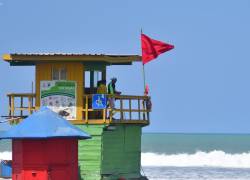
left=0, top=0, right=250, bottom=133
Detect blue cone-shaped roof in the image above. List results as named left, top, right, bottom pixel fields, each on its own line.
left=0, top=107, right=91, bottom=140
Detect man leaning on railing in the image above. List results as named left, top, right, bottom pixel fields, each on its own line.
left=107, top=77, right=121, bottom=119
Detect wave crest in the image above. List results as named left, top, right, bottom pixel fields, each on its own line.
left=141, top=151, right=250, bottom=168
left=0, top=151, right=11, bottom=160
left=2, top=151, right=250, bottom=168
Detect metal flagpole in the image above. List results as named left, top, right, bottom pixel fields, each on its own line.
left=142, top=64, right=146, bottom=90
left=141, top=29, right=146, bottom=92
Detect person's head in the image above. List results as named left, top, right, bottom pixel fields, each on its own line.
left=111, top=77, right=117, bottom=84
left=101, top=80, right=106, bottom=85
left=97, top=80, right=102, bottom=87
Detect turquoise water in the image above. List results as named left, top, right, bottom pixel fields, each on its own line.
left=142, top=133, right=250, bottom=154
left=0, top=131, right=11, bottom=152
left=0, top=139, right=11, bottom=152
left=2, top=133, right=250, bottom=153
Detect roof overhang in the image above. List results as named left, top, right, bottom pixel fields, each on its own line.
left=2, top=53, right=142, bottom=66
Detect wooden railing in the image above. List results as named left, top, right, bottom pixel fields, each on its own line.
left=82, top=94, right=151, bottom=125
left=7, top=93, right=36, bottom=118
left=4, top=93, right=151, bottom=125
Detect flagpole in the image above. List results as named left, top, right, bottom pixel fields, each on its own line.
left=141, top=28, right=146, bottom=92
left=142, top=64, right=146, bottom=91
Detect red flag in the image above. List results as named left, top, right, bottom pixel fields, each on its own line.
left=141, top=33, right=174, bottom=64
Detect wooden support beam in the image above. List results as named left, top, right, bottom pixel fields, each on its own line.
left=8, top=96, right=11, bottom=116
left=11, top=96, right=14, bottom=116
left=85, top=96, right=88, bottom=123
left=28, top=96, right=32, bottom=114
left=70, top=119, right=149, bottom=125
left=138, top=99, right=141, bottom=120
left=103, top=109, right=106, bottom=123
left=129, top=99, right=132, bottom=120
left=20, top=97, right=23, bottom=116
left=120, top=99, right=123, bottom=120
left=142, top=100, right=146, bottom=121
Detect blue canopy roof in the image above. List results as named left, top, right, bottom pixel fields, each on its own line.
left=0, top=107, right=91, bottom=140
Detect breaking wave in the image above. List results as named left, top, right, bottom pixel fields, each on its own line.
left=0, top=151, right=11, bottom=160
left=141, top=151, right=250, bottom=168
left=2, top=150, right=250, bottom=168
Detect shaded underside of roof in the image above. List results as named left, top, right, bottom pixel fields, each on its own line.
left=2, top=53, right=142, bottom=66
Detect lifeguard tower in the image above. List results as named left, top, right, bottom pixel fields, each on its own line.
left=2, top=53, right=151, bottom=180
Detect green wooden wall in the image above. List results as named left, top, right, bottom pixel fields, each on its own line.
left=77, top=125, right=104, bottom=180
left=77, top=124, right=143, bottom=180
left=101, top=125, right=142, bottom=180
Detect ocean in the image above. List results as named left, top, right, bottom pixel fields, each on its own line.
left=141, top=133, right=250, bottom=180
left=1, top=133, right=250, bottom=179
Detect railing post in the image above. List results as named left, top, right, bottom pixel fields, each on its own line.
left=8, top=95, right=11, bottom=116
left=120, top=99, right=123, bottom=120
left=142, top=98, right=146, bottom=121
left=85, top=96, right=88, bottom=123
left=103, top=109, right=106, bottom=123
left=28, top=96, right=32, bottom=114
left=129, top=99, right=132, bottom=120
left=31, top=95, right=34, bottom=108
left=109, top=109, right=112, bottom=122
left=20, top=97, right=23, bottom=116
left=138, top=98, right=141, bottom=120
left=11, top=95, right=15, bottom=117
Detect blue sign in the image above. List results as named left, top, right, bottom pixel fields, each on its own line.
left=92, top=94, right=107, bottom=109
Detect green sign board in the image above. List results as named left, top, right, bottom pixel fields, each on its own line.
left=40, top=81, right=76, bottom=120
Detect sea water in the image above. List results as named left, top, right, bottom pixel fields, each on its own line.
left=141, top=133, right=250, bottom=180
left=1, top=133, right=250, bottom=179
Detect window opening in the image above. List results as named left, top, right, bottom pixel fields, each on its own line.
left=60, top=68, right=67, bottom=80
left=52, top=68, right=59, bottom=80
left=52, top=67, right=67, bottom=80
left=85, top=71, right=90, bottom=88
left=94, top=71, right=102, bottom=88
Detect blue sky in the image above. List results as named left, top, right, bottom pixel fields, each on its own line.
left=0, top=0, right=250, bottom=133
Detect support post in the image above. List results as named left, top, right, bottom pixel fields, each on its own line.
left=120, top=99, right=123, bottom=120
left=103, top=109, right=106, bottom=123
left=11, top=95, right=15, bottom=116
left=85, top=96, right=88, bottom=123
left=28, top=96, right=32, bottom=114
left=129, top=99, right=132, bottom=120
left=20, top=97, right=23, bottom=116
left=138, top=99, right=141, bottom=120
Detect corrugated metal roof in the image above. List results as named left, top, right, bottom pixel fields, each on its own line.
left=9, top=53, right=140, bottom=57
left=0, top=107, right=91, bottom=140
left=2, top=53, right=141, bottom=65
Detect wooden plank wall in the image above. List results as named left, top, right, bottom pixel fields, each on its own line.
left=77, top=125, right=104, bottom=180
left=101, top=125, right=142, bottom=179
left=35, top=62, right=84, bottom=120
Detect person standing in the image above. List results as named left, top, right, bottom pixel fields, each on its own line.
left=107, top=77, right=121, bottom=119
left=97, top=80, right=107, bottom=94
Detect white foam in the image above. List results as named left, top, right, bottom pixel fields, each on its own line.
left=2, top=150, right=250, bottom=168
left=0, top=151, right=12, bottom=160
left=141, top=150, right=250, bottom=168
